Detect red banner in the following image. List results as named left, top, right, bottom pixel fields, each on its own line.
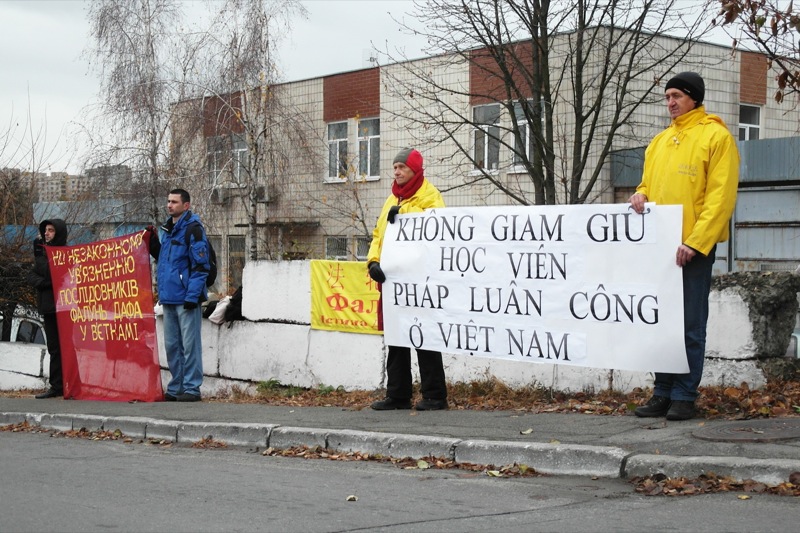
left=47, top=231, right=162, bottom=401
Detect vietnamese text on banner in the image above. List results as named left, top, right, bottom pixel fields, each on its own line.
left=379, top=203, right=688, bottom=373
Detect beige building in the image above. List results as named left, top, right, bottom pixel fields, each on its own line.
left=171, top=31, right=800, bottom=294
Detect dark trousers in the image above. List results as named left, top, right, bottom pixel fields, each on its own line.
left=43, top=313, right=63, bottom=392
left=654, top=246, right=716, bottom=402
left=386, top=345, right=447, bottom=401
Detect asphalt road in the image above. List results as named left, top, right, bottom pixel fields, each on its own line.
left=1, top=431, right=797, bottom=533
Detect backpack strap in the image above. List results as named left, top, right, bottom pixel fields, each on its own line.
left=185, top=222, right=210, bottom=274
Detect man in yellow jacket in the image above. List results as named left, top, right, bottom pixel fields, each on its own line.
left=367, top=148, right=448, bottom=411
left=630, top=72, right=739, bottom=420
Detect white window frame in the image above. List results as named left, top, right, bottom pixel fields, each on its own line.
left=206, top=136, right=226, bottom=186
left=232, top=134, right=248, bottom=184
left=472, top=104, right=501, bottom=172
left=207, top=134, right=248, bottom=186
left=325, top=236, right=349, bottom=260
left=511, top=100, right=537, bottom=172
left=738, top=104, right=761, bottom=141
left=357, top=118, right=380, bottom=180
left=355, top=236, right=371, bottom=260
left=327, top=121, right=349, bottom=181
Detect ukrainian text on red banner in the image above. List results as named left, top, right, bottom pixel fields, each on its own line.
left=47, top=231, right=162, bottom=401
left=380, top=203, right=689, bottom=373
left=310, top=260, right=382, bottom=334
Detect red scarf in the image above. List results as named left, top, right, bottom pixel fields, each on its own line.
left=391, top=169, right=424, bottom=200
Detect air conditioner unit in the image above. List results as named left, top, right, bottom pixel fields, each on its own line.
left=255, top=185, right=271, bottom=204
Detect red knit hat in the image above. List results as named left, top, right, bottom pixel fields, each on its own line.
left=393, top=148, right=423, bottom=174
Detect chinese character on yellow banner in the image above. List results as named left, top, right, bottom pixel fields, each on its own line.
left=310, top=260, right=381, bottom=334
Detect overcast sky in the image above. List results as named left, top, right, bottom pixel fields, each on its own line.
left=0, top=0, right=428, bottom=174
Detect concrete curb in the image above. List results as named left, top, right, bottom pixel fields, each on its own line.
left=3, top=411, right=799, bottom=483
left=177, top=421, right=275, bottom=447
left=624, top=453, right=800, bottom=486
left=454, top=438, right=628, bottom=478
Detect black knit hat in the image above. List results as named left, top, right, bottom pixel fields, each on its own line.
left=665, top=72, right=705, bottom=104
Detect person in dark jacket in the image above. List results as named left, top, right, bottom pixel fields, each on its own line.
left=28, top=218, right=68, bottom=399
left=147, top=189, right=210, bottom=402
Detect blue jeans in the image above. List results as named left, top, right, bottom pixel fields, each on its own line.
left=162, top=304, right=203, bottom=396
left=654, top=246, right=716, bottom=402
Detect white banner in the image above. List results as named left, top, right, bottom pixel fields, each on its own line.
left=380, top=203, right=688, bottom=373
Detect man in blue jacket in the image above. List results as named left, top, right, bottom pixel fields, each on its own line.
left=148, top=189, right=210, bottom=402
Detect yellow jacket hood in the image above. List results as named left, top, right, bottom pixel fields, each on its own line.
left=636, top=106, right=739, bottom=255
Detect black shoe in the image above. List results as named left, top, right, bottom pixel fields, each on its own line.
left=164, top=393, right=178, bottom=402
left=35, top=389, right=62, bottom=399
left=415, top=398, right=448, bottom=411
left=634, top=395, right=671, bottom=417
left=371, top=397, right=412, bottom=410
left=176, top=393, right=201, bottom=402
left=666, top=400, right=696, bottom=421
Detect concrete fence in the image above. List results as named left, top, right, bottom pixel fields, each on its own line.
left=1, top=262, right=797, bottom=395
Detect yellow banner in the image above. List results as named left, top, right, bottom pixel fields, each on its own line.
left=310, top=260, right=381, bottom=335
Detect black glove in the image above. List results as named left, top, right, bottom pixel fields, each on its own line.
left=368, top=262, right=386, bottom=284
left=387, top=205, right=401, bottom=224
left=184, top=301, right=198, bottom=310
left=33, top=238, right=45, bottom=258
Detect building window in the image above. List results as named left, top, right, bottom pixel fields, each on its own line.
left=232, top=134, right=248, bottom=184
left=512, top=101, right=538, bottom=168
left=739, top=105, right=760, bottom=141
left=328, top=122, right=348, bottom=179
left=325, top=236, right=348, bottom=260
left=228, top=235, right=246, bottom=290
left=208, top=235, right=222, bottom=291
left=207, top=134, right=248, bottom=185
left=355, top=236, right=371, bottom=260
left=207, top=136, right=226, bottom=186
left=473, top=104, right=500, bottom=170
left=358, top=118, right=380, bottom=179
left=325, top=236, right=371, bottom=260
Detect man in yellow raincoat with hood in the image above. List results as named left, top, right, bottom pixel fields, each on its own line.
left=630, top=71, right=739, bottom=420
left=367, top=148, right=448, bottom=411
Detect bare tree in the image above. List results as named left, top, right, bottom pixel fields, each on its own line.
left=0, top=166, right=36, bottom=333
left=383, top=0, right=712, bottom=205
left=192, top=0, right=314, bottom=261
left=714, top=0, right=800, bottom=103
left=86, top=0, right=202, bottom=223
left=1, top=105, right=65, bottom=330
